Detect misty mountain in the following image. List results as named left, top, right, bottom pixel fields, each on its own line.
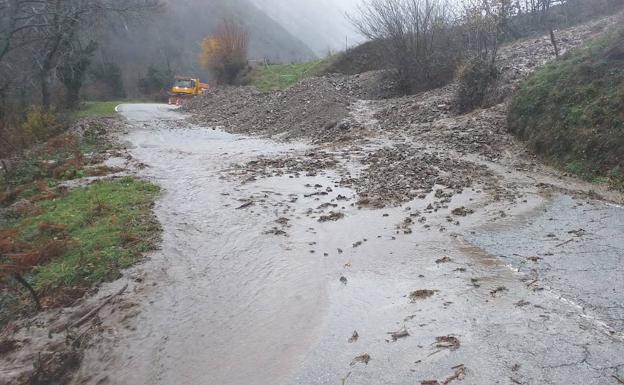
left=165, top=0, right=318, bottom=63
left=96, top=0, right=318, bottom=94
left=249, top=0, right=364, bottom=56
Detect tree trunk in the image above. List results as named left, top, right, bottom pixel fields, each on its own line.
left=550, top=28, right=560, bottom=58
left=65, top=84, right=81, bottom=109
left=41, top=71, right=52, bottom=109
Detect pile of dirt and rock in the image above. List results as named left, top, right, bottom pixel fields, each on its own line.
left=365, top=14, right=622, bottom=133
left=324, top=71, right=400, bottom=100
left=341, top=144, right=496, bottom=207
left=372, top=84, right=456, bottom=128
left=405, top=104, right=518, bottom=161
left=184, top=77, right=367, bottom=143
left=227, top=150, right=339, bottom=181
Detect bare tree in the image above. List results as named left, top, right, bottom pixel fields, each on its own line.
left=57, top=40, right=99, bottom=108
left=349, top=0, right=461, bottom=94
left=0, top=0, right=161, bottom=109
left=31, top=0, right=161, bottom=108
left=200, top=18, right=250, bottom=85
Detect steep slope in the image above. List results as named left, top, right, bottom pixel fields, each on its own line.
left=508, top=26, right=624, bottom=188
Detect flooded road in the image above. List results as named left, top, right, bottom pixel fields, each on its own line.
left=75, top=104, right=624, bottom=385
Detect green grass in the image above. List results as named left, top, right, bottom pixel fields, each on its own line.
left=26, top=178, right=160, bottom=291
left=72, top=101, right=123, bottom=119
left=249, top=59, right=333, bottom=92
left=1, top=178, right=159, bottom=320
left=508, top=26, right=624, bottom=189
left=1, top=117, right=161, bottom=323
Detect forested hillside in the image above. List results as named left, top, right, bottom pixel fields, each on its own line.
left=94, top=0, right=317, bottom=97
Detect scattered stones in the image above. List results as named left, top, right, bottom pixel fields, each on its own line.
left=236, top=201, right=254, bottom=210
left=230, top=151, right=339, bottom=180
left=342, top=145, right=494, bottom=207
left=387, top=327, right=410, bottom=342
left=350, top=353, right=371, bottom=366
left=264, top=227, right=287, bottom=236
left=490, top=286, right=508, bottom=297
left=319, top=211, right=345, bottom=222
left=436, top=256, right=452, bottom=264
left=434, top=336, right=461, bottom=351
left=451, top=206, right=474, bottom=216
left=348, top=330, right=359, bottom=343
left=409, top=289, right=437, bottom=302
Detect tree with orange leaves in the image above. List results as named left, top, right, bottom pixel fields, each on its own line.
left=200, top=18, right=249, bottom=85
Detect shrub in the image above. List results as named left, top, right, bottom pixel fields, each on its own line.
left=350, top=0, right=462, bottom=94
left=137, top=65, right=173, bottom=100
left=200, top=19, right=250, bottom=85
left=456, top=57, right=499, bottom=113
left=21, top=107, right=59, bottom=143
left=88, top=62, right=126, bottom=100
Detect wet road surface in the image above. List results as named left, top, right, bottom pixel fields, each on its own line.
left=75, top=104, right=624, bottom=385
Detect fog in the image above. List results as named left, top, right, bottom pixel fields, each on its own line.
left=249, top=0, right=365, bottom=56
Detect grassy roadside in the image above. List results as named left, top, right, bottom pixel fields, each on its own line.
left=1, top=117, right=160, bottom=325
left=508, top=26, right=624, bottom=190
left=71, top=101, right=124, bottom=119
left=249, top=59, right=333, bottom=92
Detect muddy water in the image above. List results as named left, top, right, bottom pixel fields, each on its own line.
left=75, top=104, right=624, bottom=385
left=467, top=195, right=624, bottom=334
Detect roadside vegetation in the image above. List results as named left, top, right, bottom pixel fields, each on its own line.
left=0, top=122, right=160, bottom=325
left=248, top=59, right=332, bottom=92
left=0, top=0, right=161, bottom=158
left=72, top=101, right=123, bottom=119
left=508, top=26, right=624, bottom=189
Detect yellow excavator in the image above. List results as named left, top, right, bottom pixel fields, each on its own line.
left=168, top=77, right=209, bottom=105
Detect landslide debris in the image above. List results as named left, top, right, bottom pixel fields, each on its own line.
left=364, top=14, right=623, bottom=162
left=184, top=77, right=365, bottom=143
left=342, top=145, right=494, bottom=207
left=228, top=151, right=339, bottom=181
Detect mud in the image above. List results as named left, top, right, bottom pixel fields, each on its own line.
left=51, top=103, right=622, bottom=385
left=3, top=14, right=624, bottom=385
